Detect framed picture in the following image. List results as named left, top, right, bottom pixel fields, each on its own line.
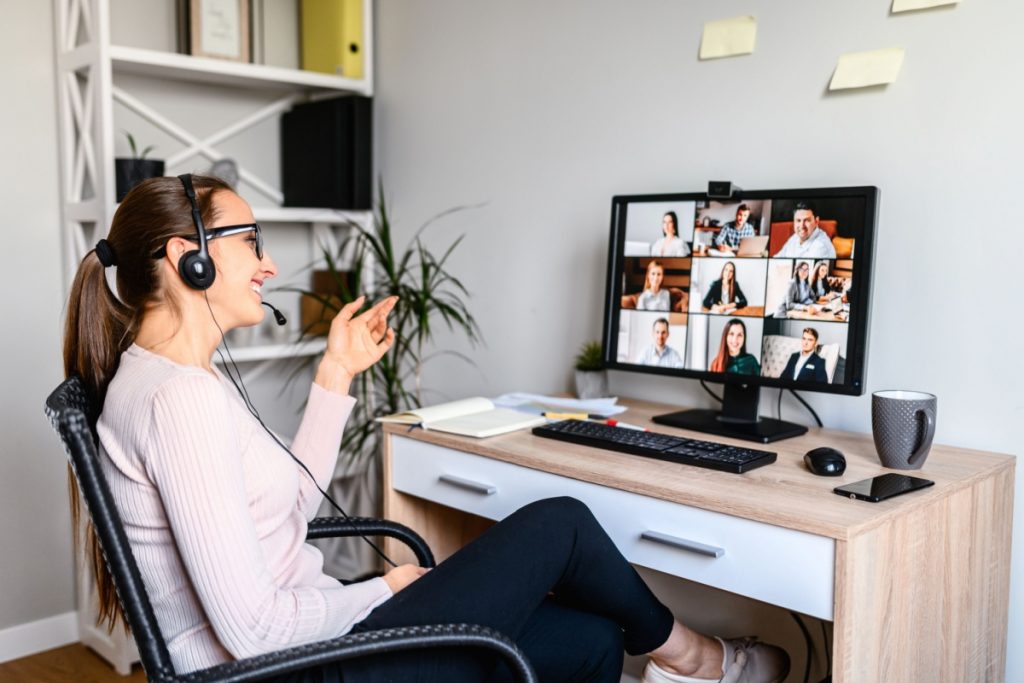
left=188, top=0, right=250, bottom=62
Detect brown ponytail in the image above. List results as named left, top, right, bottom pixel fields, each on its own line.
left=62, top=174, right=232, bottom=632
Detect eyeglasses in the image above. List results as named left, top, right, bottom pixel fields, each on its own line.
left=152, top=223, right=263, bottom=260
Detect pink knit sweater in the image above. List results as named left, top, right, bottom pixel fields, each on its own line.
left=97, top=344, right=392, bottom=673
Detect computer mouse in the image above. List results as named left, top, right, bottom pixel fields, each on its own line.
left=804, top=447, right=846, bottom=476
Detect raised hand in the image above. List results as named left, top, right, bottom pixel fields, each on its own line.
left=325, top=295, right=398, bottom=375
left=315, top=296, right=397, bottom=394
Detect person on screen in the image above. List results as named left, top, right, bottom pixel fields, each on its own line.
left=775, top=261, right=815, bottom=318
left=636, top=260, right=671, bottom=311
left=775, top=202, right=837, bottom=259
left=702, top=261, right=748, bottom=314
left=713, top=204, right=756, bottom=252
left=651, top=211, right=690, bottom=257
left=638, top=318, right=684, bottom=368
left=709, top=319, right=761, bottom=376
left=781, top=328, right=829, bottom=382
left=809, top=260, right=840, bottom=301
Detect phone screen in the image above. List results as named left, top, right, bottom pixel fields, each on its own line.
left=834, top=473, right=934, bottom=502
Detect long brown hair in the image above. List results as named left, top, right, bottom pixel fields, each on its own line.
left=709, top=319, right=746, bottom=373
left=719, top=261, right=736, bottom=304
left=63, top=175, right=232, bottom=631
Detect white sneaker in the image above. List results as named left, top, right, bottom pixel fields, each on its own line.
left=642, top=636, right=790, bottom=683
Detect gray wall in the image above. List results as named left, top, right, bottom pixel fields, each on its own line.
left=373, top=0, right=1022, bottom=679
left=0, top=2, right=76, bottom=630
left=1, top=0, right=1020, bottom=679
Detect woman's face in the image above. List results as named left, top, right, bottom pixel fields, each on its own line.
left=797, top=263, right=809, bottom=281
left=662, top=214, right=676, bottom=237
left=647, top=264, right=664, bottom=290
left=205, top=192, right=278, bottom=330
left=816, top=264, right=828, bottom=279
left=726, top=323, right=745, bottom=356
left=722, top=263, right=735, bottom=283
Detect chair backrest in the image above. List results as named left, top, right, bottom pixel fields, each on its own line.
left=45, top=376, right=177, bottom=680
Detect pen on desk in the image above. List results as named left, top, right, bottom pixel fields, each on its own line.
left=543, top=412, right=605, bottom=420
left=605, top=419, right=647, bottom=431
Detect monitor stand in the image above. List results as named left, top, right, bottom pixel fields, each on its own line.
left=651, top=382, right=808, bottom=444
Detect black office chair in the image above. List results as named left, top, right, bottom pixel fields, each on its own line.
left=45, top=375, right=536, bottom=683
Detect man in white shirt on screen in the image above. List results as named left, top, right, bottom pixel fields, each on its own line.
left=638, top=318, right=684, bottom=368
left=775, top=202, right=837, bottom=259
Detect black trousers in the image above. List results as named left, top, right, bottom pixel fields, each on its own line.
left=276, top=497, right=675, bottom=682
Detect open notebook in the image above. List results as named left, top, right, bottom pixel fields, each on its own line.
left=376, top=397, right=546, bottom=438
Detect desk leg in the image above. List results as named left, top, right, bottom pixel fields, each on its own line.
left=382, top=438, right=494, bottom=566
left=832, top=467, right=1013, bottom=683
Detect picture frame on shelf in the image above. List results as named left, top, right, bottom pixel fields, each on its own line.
left=187, top=0, right=250, bottom=62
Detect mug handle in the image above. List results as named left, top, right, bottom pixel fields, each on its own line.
left=907, top=407, right=936, bottom=467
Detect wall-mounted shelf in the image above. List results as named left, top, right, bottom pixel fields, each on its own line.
left=109, top=45, right=370, bottom=94
left=219, top=336, right=327, bottom=363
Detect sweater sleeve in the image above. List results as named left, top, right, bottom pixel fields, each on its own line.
left=289, top=382, right=357, bottom=519
left=146, top=374, right=390, bottom=660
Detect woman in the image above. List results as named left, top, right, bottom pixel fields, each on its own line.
left=809, top=260, right=838, bottom=301
left=708, top=319, right=761, bottom=376
left=651, top=211, right=690, bottom=257
left=775, top=260, right=814, bottom=318
left=636, top=259, right=672, bottom=311
left=702, top=261, right=747, bottom=314
left=63, top=176, right=786, bottom=683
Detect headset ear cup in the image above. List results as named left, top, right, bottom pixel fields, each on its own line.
left=179, top=249, right=216, bottom=290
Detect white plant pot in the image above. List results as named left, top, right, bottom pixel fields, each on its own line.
left=575, top=370, right=609, bottom=400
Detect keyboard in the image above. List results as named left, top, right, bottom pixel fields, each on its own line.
left=532, top=420, right=776, bottom=474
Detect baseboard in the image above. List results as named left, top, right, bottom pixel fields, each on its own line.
left=0, top=611, right=79, bottom=663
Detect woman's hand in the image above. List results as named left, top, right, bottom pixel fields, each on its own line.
left=315, top=295, right=398, bottom=393
left=383, top=563, right=429, bottom=594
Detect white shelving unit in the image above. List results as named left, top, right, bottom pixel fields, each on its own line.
left=52, top=0, right=373, bottom=672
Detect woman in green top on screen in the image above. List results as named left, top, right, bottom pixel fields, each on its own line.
left=708, top=319, right=761, bottom=375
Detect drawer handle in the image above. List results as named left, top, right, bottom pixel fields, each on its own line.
left=438, top=474, right=497, bottom=496
left=641, top=530, right=724, bottom=558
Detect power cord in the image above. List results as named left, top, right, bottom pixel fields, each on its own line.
left=204, top=294, right=398, bottom=569
left=788, top=389, right=823, bottom=428
left=789, top=610, right=814, bottom=683
left=699, top=380, right=723, bottom=404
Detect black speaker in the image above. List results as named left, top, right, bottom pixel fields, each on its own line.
left=281, top=95, right=372, bottom=209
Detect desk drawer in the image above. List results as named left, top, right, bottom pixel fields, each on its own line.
left=391, top=437, right=835, bottom=620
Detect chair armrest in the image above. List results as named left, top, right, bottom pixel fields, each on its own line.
left=306, top=516, right=435, bottom=568
left=162, top=623, right=536, bottom=683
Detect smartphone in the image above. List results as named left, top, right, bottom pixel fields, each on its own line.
left=833, top=473, right=934, bottom=502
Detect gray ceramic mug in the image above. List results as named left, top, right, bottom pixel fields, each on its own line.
left=871, top=390, right=937, bottom=470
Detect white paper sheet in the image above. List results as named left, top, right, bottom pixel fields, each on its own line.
left=699, top=16, right=757, bottom=60
left=892, top=0, right=960, bottom=13
left=829, top=48, right=905, bottom=91
left=492, top=393, right=627, bottom=417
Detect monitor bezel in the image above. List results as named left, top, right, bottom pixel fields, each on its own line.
left=601, top=185, right=878, bottom=397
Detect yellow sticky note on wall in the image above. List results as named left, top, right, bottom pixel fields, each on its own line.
left=699, top=16, right=757, bottom=60
left=892, top=0, right=960, bottom=12
left=828, top=48, right=905, bottom=90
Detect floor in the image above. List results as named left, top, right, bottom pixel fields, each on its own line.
left=0, top=644, right=146, bottom=683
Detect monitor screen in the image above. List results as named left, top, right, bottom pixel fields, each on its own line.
left=602, top=187, right=877, bottom=398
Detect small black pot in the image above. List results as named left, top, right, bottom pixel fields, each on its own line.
left=114, top=158, right=165, bottom=201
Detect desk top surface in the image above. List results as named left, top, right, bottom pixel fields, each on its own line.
left=384, top=398, right=1014, bottom=541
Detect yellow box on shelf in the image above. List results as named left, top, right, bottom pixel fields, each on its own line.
left=300, top=0, right=363, bottom=79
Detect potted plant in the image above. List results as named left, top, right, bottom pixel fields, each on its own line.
left=115, top=132, right=165, bottom=201
left=284, top=185, right=481, bottom=577
left=574, top=340, right=608, bottom=400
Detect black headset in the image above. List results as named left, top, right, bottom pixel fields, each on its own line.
left=177, top=173, right=217, bottom=290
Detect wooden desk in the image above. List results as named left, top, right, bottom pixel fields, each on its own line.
left=381, top=399, right=1013, bottom=682
left=700, top=305, right=765, bottom=317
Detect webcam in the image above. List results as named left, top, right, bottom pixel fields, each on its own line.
left=708, top=181, right=741, bottom=199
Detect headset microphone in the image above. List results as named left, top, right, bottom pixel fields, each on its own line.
left=261, top=301, right=287, bottom=326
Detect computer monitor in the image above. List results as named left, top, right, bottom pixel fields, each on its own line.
left=601, top=186, right=878, bottom=443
